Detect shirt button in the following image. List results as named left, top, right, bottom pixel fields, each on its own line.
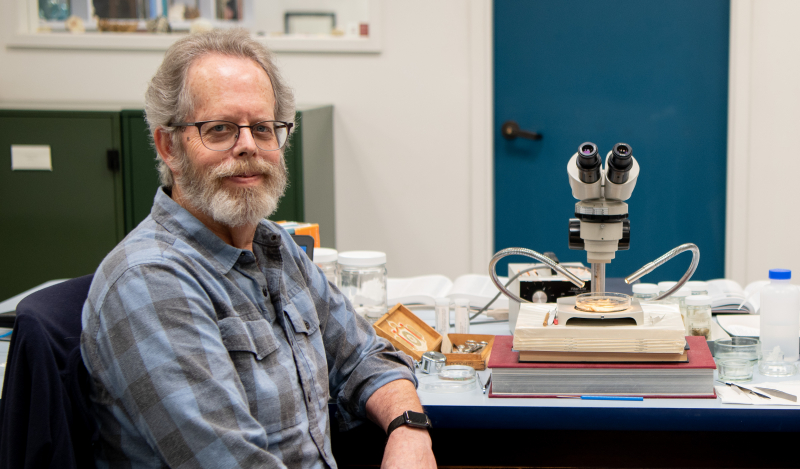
left=304, top=320, right=310, bottom=330
left=262, top=288, right=268, bottom=297
left=270, top=234, right=278, bottom=242
left=307, top=395, right=312, bottom=403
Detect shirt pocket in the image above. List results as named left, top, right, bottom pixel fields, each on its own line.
left=218, top=316, right=279, bottom=359
left=284, top=302, right=329, bottom=408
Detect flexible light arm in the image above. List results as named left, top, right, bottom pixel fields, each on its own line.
left=625, top=243, right=700, bottom=301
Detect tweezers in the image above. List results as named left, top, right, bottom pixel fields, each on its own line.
left=478, top=372, right=492, bottom=394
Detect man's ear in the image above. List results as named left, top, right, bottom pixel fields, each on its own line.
left=154, top=127, right=179, bottom=173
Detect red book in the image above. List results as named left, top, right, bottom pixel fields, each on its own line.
left=488, top=335, right=717, bottom=398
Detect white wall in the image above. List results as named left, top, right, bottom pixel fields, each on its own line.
left=727, top=0, right=800, bottom=285
left=0, top=0, right=493, bottom=280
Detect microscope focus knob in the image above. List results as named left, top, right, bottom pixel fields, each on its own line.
left=618, top=219, right=631, bottom=251
left=568, top=218, right=584, bottom=250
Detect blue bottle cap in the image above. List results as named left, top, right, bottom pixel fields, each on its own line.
left=769, top=269, right=791, bottom=280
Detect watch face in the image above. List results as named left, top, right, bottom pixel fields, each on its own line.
left=405, top=411, right=429, bottom=426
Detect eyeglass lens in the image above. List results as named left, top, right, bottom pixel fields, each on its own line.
left=199, top=121, right=289, bottom=151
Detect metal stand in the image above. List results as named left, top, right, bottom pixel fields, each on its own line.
left=591, top=263, right=605, bottom=293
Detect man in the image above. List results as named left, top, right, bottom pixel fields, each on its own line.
left=81, top=29, right=436, bottom=469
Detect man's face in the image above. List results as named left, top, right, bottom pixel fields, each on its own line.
left=172, top=53, right=288, bottom=228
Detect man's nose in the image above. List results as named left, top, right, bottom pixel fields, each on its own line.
left=234, top=127, right=258, bottom=156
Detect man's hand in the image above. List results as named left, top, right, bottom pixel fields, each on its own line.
left=365, top=379, right=437, bottom=469
left=382, top=425, right=436, bottom=469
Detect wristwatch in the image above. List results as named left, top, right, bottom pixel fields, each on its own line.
left=386, top=411, right=432, bottom=436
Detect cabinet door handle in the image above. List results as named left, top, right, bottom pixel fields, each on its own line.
left=501, top=121, right=542, bottom=141
left=107, top=149, right=120, bottom=172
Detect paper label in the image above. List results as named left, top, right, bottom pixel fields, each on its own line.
left=11, top=145, right=52, bottom=171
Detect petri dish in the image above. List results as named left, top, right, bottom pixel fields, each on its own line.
left=575, top=292, right=631, bottom=312
left=418, top=365, right=478, bottom=393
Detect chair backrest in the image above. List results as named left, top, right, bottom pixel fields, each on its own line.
left=0, top=274, right=97, bottom=469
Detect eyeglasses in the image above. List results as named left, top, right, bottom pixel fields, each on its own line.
left=170, top=120, right=293, bottom=152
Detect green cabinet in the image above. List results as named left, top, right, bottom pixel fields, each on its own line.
left=0, top=111, right=124, bottom=300
left=0, top=105, right=334, bottom=300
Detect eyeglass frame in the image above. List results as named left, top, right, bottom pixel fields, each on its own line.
left=169, top=119, right=294, bottom=152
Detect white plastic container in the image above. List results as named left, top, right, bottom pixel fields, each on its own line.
left=313, top=247, right=339, bottom=286
left=338, top=251, right=388, bottom=322
left=632, top=283, right=659, bottom=300
left=759, top=269, right=799, bottom=376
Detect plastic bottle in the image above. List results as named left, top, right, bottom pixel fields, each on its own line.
left=759, top=269, right=799, bottom=376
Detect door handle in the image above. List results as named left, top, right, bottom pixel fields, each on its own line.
left=501, top=121, right=542, bottom=141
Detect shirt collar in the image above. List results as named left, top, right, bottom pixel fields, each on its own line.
left=150, top=187, right=281, bottom=273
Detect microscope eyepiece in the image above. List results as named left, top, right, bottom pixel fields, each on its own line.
left=607, top=143, right=633, bottom=184
left=576, top=142, right=601, bottom=184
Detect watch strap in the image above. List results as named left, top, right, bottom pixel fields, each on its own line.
left=386, top=411, right=431, bottom=437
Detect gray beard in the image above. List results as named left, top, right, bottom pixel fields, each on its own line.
left=177, top=154, right=288, bottom=228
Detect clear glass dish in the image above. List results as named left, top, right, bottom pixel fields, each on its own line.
left=575, top=292, right=631, bottom=312
left=418, top=366, right=478, bottom=393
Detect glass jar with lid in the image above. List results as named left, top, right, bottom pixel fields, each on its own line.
left=658, top=281, right=677, bottom=296
left=685, top=294, right=712, bottom=339
left=685, top=280, right=709, bottom=296
left=632, top=283, right=659, bottom=301
left=670, top=288, right=692, bottom=335
left=338, top=251, right=388, bottom=322
left=313, top=247, right=339, bottom=286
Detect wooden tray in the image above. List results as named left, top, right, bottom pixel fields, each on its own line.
left=373, top=304, right=443, bottom=361
left=443, top=333, right=495, bottom=371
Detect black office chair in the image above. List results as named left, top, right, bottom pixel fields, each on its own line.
left=0, top=274, right=98, bottom=469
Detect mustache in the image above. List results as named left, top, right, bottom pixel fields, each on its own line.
left=208, top=157, right=283, bottom=179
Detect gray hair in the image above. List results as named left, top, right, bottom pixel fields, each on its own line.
left=144, top=28, right=295, bottom=188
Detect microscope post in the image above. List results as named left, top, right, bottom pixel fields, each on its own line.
left=591, top=263, right=605, bottom=293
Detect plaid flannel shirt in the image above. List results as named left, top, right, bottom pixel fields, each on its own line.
left=81, top=188, right=416, bottom=469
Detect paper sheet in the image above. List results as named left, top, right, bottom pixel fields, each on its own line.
left=715, top=381, right=800, bottom=406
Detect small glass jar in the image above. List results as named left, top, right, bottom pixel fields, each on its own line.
left=670, top=288, right=692, bottom=335
left=632, top=283, right=659, bottom=301
left=658, top=281, right=677, bottom=296
left=434, top=297, right=450, bottom=334
left=454, top=298, right=470, bottom=334
left=338, top=251, right=388, bottom=322
left=685, top=280, right=709, bottom=296
left=313, top=248, right=339, bottom=286
left=685, top=294, right=712, bottom=339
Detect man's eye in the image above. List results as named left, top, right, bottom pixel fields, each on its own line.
left=211, top=124, right=228, bottom=132
left=254, top=124, right=272, bottom=134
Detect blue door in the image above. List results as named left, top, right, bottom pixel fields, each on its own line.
left=493, top=0, right=729, bottom=282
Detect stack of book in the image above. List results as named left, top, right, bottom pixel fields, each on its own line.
left=488, top=303, right=716, bottom=398
left=488, top=335, right=716, bottom=398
